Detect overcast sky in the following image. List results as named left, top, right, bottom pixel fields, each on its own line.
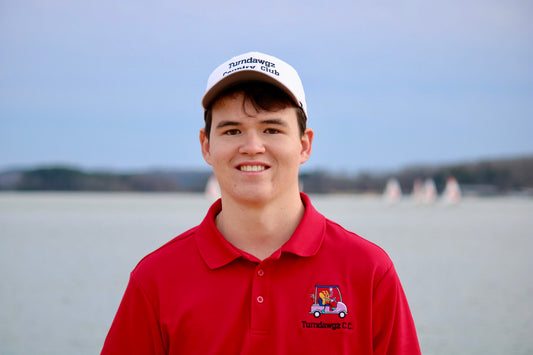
left=1, top=0, right=532, bottom=173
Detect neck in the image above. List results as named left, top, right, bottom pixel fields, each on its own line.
left=215, top=192, right=305, bottom=260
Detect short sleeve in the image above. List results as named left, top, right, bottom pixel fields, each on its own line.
left=101, top=274, right=166, bottom=355
left=372, top=265, right=421, bottom=355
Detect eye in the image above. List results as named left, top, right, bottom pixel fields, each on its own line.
left=264, top=128, right=281, bottom=134
left=223, top=129, right=241, bottom=136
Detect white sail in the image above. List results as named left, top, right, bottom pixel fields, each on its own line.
left=442, top=176, right=462, bottom=204
left=383, top=178, right=402, bottom=204
left=412, top=178, right=424, bottom=203
left=205, top=175, right=221, bottom=202
left=422, top=178, right=437, bottom=204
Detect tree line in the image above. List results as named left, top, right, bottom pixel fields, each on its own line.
left=1, top=155, right=532, bottom=194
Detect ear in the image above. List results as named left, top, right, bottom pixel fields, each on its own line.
left=199, top=128, right=213, bottom=166
left=299, top=128, right=314, bottom=164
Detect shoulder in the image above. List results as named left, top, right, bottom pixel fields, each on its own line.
left=130, top=226, right=200, bottom=281
left=301, top=193, right=393, bottom=271
left=322, top=218, right=393, bottom=270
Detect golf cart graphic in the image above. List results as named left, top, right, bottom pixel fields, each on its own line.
left=310, top=285, right=348, bottom=319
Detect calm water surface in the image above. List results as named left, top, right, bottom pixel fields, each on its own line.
left=0, top=192, right=532, bottom=354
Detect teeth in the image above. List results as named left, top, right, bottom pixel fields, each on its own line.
left=240, top=165, right=266, bottom=172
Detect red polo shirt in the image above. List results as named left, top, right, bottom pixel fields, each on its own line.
left=102, top=194, right=420, bottom=354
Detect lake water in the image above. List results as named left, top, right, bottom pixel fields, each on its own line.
left=0, top=192, right=532, bottom=354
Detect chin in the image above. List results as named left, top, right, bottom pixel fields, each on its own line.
left=229, top=187, right=274, bottom=205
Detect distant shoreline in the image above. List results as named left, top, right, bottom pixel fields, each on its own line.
left=1, top=155, right=532, bottom=195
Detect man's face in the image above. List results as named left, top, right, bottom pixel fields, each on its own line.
left=200, top=92, right=313, bottom=206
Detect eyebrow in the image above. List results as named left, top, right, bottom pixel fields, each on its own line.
left=260, top=119, right=288, bottom=127
left=215, top=119, right=288, bottom=129
left=215, top=121, right=240, bottom=129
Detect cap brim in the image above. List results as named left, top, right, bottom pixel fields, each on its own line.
left=201, top=70, right=300, bottom=110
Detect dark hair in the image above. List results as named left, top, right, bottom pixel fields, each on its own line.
left=203, top=81, right=307, bottom=139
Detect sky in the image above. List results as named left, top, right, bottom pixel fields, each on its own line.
left=1, top=0, right=532, bottom=174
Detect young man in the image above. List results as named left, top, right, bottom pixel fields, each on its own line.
left=101, top=52, right=421, bottom=354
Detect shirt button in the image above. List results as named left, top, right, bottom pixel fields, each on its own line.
left=257, top=296, right=264, bottom=303
left=257, top=269, right=265, bottom=277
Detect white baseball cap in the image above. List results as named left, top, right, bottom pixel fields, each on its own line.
left=201, top=51, right=307, bottom=116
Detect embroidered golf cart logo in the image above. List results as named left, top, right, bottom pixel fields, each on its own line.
left=301, top=285, right=353, bottom=331
left=310, top=285, right=348, bottom=318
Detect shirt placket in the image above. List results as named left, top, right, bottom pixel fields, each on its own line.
left=250, top=261, right=270, bottom=336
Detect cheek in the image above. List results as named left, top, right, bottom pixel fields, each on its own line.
left=208, top=143, right=233, bottom=166
left=284, top=143, right=305, bottom=162
left=277, top=149, right=305, bottom=169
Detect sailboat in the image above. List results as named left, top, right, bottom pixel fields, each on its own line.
left=383, top=178, right=402, bottom=204
left=205, top=175, right=221, bottom=202
left=412, top=178, right=424, bottom=204
left=422, top=178, right=437, bottom=204
left=442, top=176, right=461, bottom=204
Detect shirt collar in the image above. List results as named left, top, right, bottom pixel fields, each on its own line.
left=195, top=193, right=326, bottom=270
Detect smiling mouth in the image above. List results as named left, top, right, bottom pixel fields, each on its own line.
left=238, top=165, right=268, bottom=172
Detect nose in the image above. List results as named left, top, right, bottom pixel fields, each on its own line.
left=239, top=131, right=266, bottom=155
